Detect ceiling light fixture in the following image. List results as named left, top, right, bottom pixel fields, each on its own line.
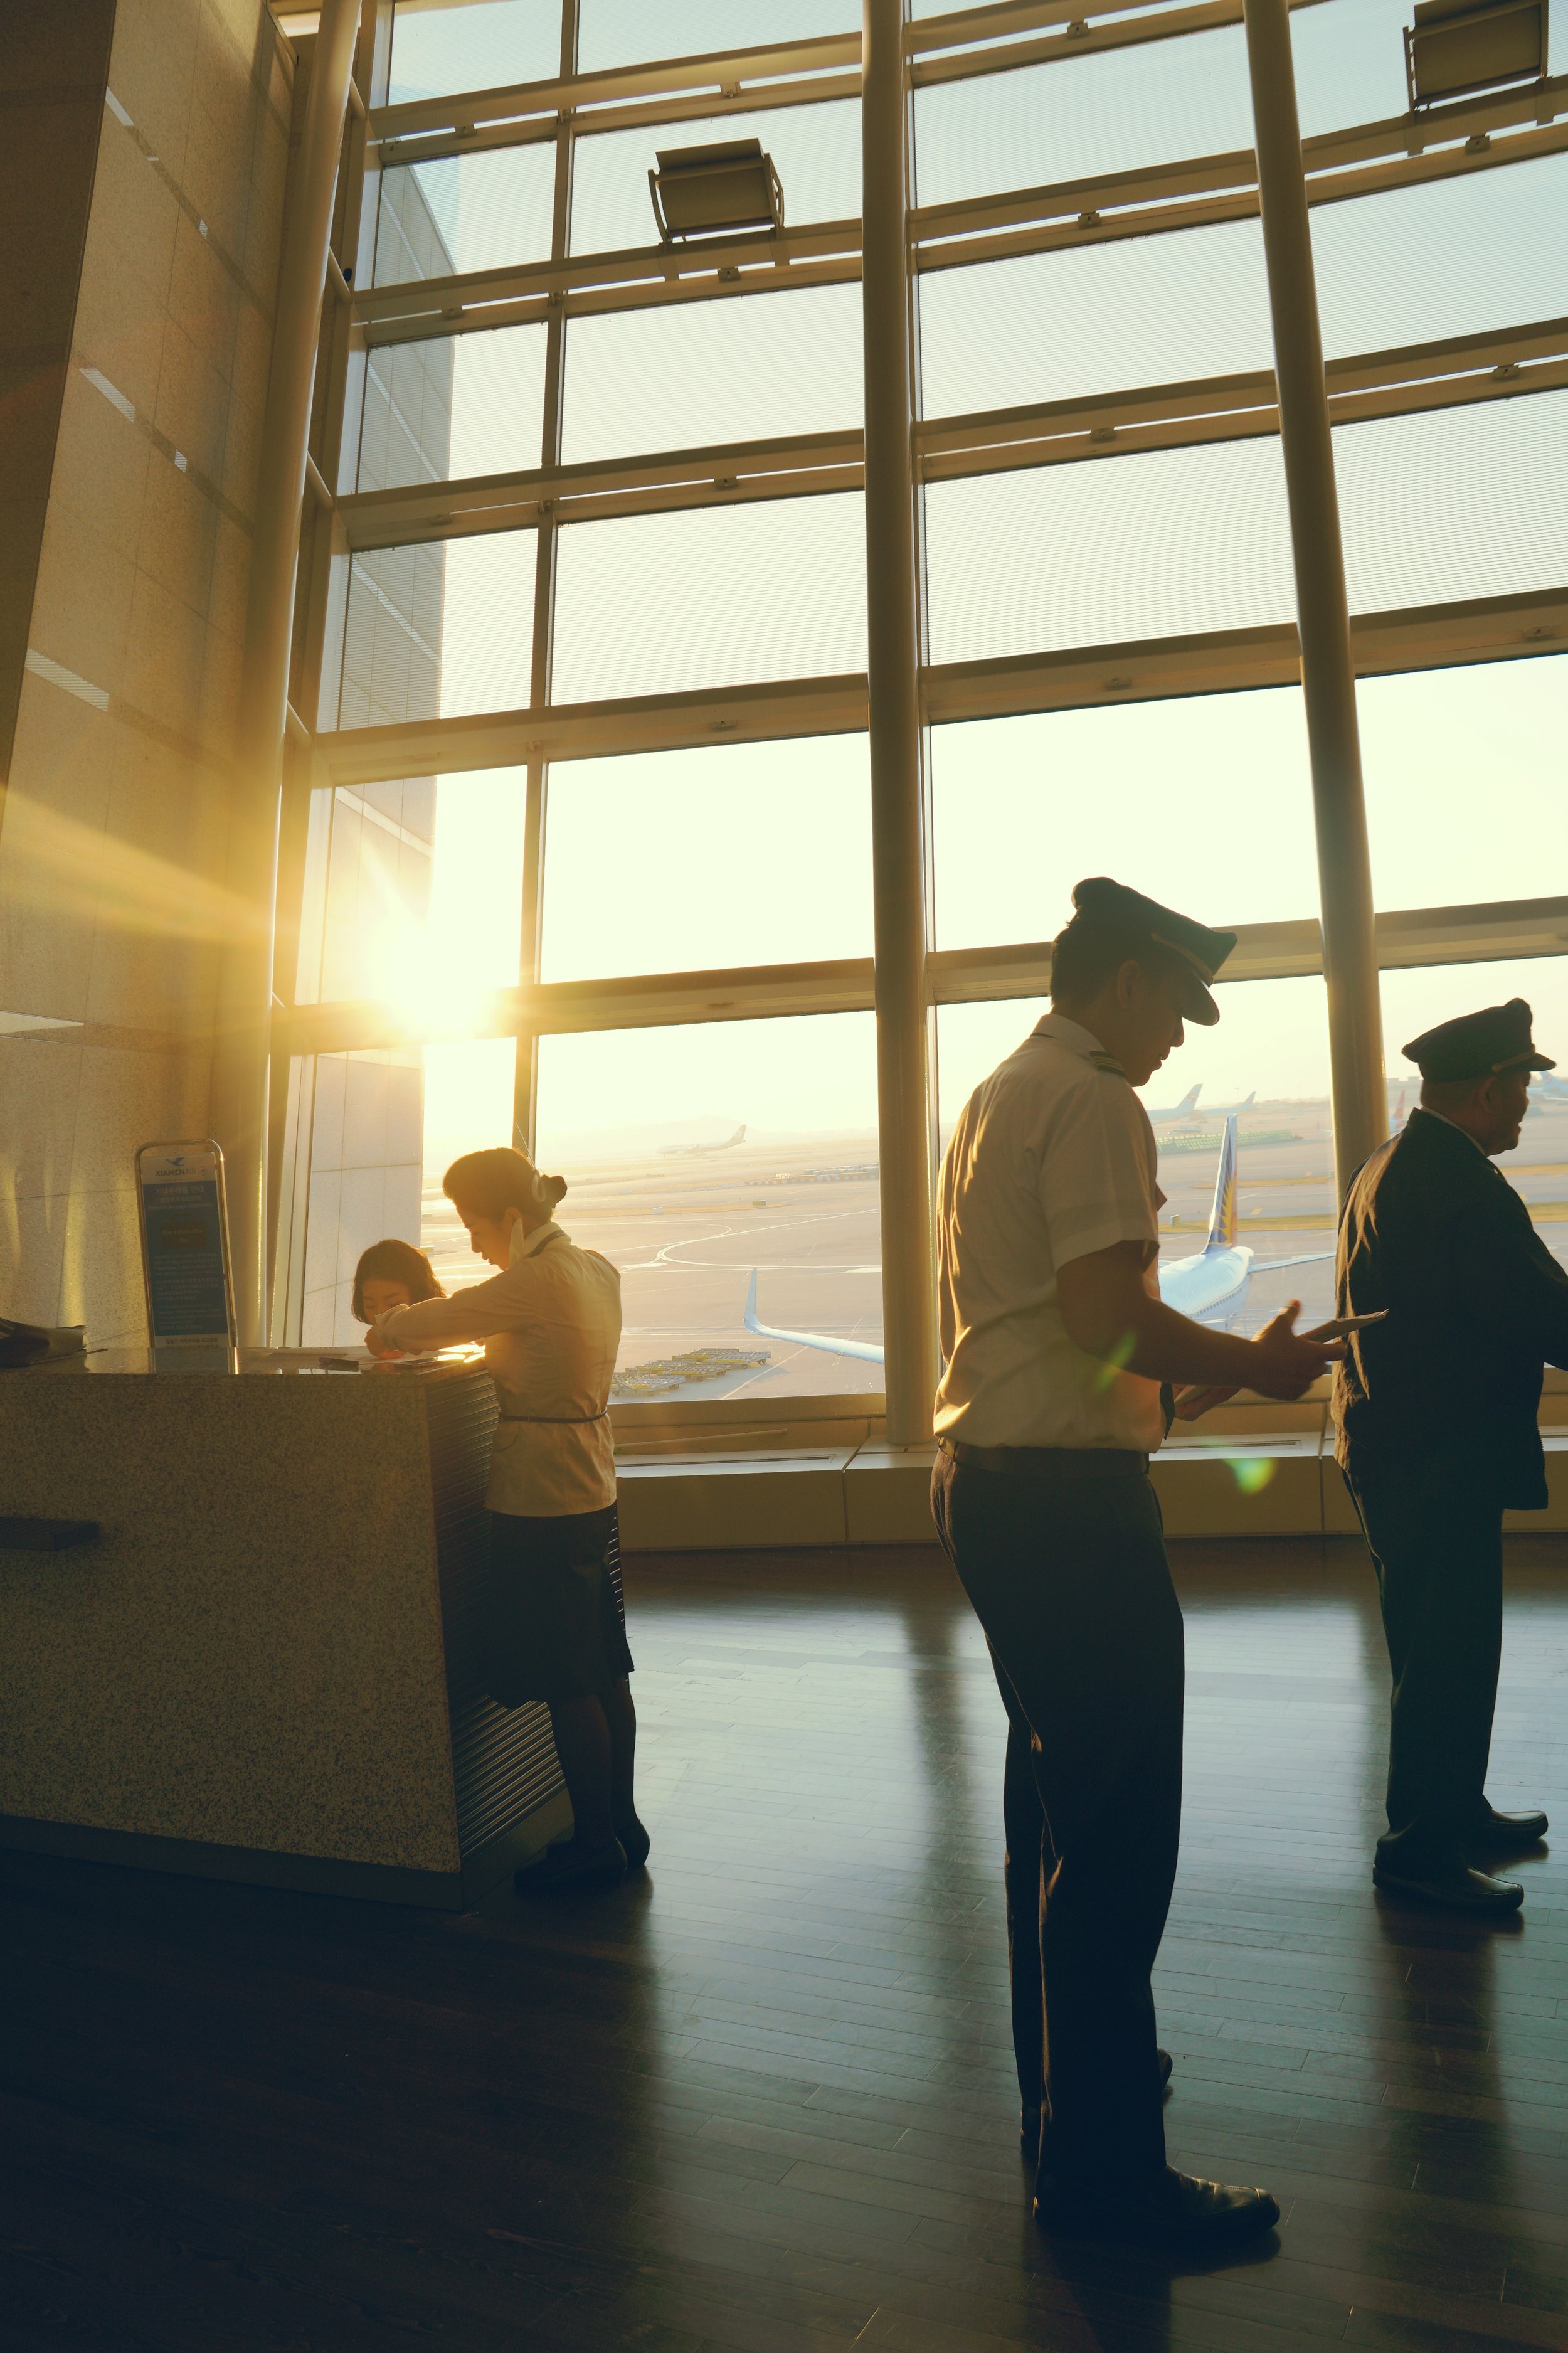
left=649, top=139, right=785, bottom=245
left=1404, top=0, right=1547, bottom=109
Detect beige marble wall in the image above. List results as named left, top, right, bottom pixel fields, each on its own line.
left=0, top=0, right=292, bottom=1344
left=0, top=3, right=117, bottom=783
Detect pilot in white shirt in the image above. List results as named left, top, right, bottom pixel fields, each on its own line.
left=931, top=877, right=1335, bottom=2253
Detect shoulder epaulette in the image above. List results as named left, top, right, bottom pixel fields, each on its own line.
left=1086, top=1050, right=1128, bottom=1080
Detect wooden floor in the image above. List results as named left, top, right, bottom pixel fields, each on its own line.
left=4, top=1539, right=1568, bottom=2353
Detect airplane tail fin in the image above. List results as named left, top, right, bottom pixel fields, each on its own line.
left=1205, top=1115, right=1239, bottom=1252
left=744, top=1268, right=761, bottom=1334
left=731, top=1124, right=746, bottom=1147
left=1180, top=1085, right=1201, bottom=1113
left=1237, top=1092, right=1254, bottom=1110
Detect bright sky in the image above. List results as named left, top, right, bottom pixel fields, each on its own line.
left=376, top=0, right=1565, bottom=1161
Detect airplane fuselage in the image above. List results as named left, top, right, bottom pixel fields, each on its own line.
left=1157, top=1243, right=1255, bottom=1327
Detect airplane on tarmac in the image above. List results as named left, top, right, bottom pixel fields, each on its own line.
left=1146, top=1083, right=1204, bottom=1125
left=1143, top=1084, right=1254, bottom=1125
left=659, top=1123, right=747, bottom=1158
left=744, top=1115, right=1335, bottom=1364
left=1532, top=1074, right=1568, bottom=1106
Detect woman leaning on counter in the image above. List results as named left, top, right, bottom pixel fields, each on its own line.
left=368, top=1146, right=647, bottom=1892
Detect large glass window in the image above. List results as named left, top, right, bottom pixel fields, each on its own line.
left=1359, top=656, right=1568, bottom=915
left=421, top=1035, right=521, bottom=1292
left=336, top=531, right=536, bottom=728
left=561, top=284, right=862, bottom=462
left=374, top=147, right=557, bottom=287
left=578, top=3, right=859, bottom=72
left=535, top=1013, right=882, bottom=1398
left=541, top=735, right=872, bottom=980
left=1312, top=157, right=1568, bottom=362
left=550, top=495, right=867, bottom=701
left=932, top=691, right=1320, bottom=950
left=388, top=0, right=561, bottom=105
left=923, top=438, right=1296, bottom=666
left=356, top=325, right=548, bottom=492
left=1290, top=0, right=1423, bottom=137
left=919, top=221, right=1274, bottom=422
left=1335, top=393, right=1568, bottom=617
left=913, top=29, right=1255, bottom=210
left=297, top=1048, right=428, bottom=1344
left=288, top=5, right=1566, bottom=1412
left=297, top=767, right=526, bottom=1010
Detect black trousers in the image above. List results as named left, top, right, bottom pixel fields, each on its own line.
left=931, top=1448, right=1184, bottom=2189
left=1346, top=1457, right=1504, bottom=1877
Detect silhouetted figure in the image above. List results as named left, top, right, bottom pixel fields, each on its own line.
left=1337, top=998, right=1567, bottom=1917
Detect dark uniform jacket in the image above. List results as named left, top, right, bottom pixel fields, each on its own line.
left=1333, top=1108, right=1568, bottom=1509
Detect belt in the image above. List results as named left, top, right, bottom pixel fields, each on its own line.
left=497, top=1411, right=609, bottom=1426
left=938, top=1436, right=1148, bottom=1479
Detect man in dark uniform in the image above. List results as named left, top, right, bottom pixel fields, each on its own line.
left=1335, top=999, right=1568, bottom=1917
left=933, top=879, right=1341, bottom=2249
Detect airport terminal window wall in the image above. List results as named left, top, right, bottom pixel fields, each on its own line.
left=276, top=0, right=1568, bottom=1380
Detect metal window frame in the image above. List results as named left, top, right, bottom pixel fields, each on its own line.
left=270, top=0, right=1568, bottom=1389
left=273, top=890, right=1568, bottom=1061
left=327, top=315, right=1568, bottom=551
left=352, top=77, right=1568, bottom=349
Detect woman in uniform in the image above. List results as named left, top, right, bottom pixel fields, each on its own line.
left=366, top=1145, right=646, bottom=1891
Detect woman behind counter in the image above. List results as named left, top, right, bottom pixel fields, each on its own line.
left=366, top=1147, right=646, bottom=1891
left=352, top=1238, right=443, bottom=1325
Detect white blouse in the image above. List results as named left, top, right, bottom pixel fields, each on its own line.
left=374, top=1221, right=621, bottom=1517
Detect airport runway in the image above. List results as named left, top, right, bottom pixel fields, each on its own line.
left=420, top=1099, right=1568, bottom=1403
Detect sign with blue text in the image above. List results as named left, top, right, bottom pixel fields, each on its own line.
left=135, top=1140, right=238, bottom=1359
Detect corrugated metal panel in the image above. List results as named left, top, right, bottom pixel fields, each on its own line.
left=423, top=1369, right=564, bottom=1859
left=450, top=1694, right=562, bottom=1855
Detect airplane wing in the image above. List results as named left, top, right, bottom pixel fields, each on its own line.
left=744, top=1270, right=886, bottom=1364
left=1251, top=1248, right=1334, bottom=1273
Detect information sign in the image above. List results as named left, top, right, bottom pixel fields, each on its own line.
left=135, top=1140, right=238, bottom=1364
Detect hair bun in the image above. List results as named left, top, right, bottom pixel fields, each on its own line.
left=542, top=1172, right=568, bottom=1206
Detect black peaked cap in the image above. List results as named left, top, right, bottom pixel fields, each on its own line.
left=1070, top=876, right=1237, bottom=1027
left=1402, top=997, right=1555, bottom=1082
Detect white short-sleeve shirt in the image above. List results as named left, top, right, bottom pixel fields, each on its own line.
left=934, top=1012, right=1167, bottom=1452
left=373, top=1221, right=621, bottom=1516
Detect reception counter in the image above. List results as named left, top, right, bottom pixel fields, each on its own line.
left=0, top=1352, right=569, bottom=1907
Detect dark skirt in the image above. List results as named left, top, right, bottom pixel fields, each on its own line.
left=484, top=1502, right=633, bottom=1708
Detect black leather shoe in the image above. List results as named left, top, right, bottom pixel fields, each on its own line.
left=1022, top=2050, right=1173, bottom=2159
left=515, top=1836, right=627, bottom=1894
left=617, top=1818, right=652, bottom=1869
left=1036, top=2167, right=1279, bottom=2248
left=1373, top=1862, right=1523, bottom=1915
left=1470, top=1805, right=1548, bottom=1845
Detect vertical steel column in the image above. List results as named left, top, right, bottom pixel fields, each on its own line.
left=1243, top=0, right=1385, bottom=1198
left=512, top=0, right=580, bottom=1157
left=209, top=0, right=361, bottom=1342
left=862, top=0, right=938, bottom=1443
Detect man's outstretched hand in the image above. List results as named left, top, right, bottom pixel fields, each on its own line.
left=1246, top=1299, right=1344, bottom=1400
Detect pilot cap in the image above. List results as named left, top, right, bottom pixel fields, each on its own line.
left=1070, top=877, right=1237, bottom=1027
left=1402, top=998, right=1555, bottom=1083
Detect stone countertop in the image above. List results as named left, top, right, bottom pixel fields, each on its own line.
left=0, top=1359, right=489, bottom=1873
